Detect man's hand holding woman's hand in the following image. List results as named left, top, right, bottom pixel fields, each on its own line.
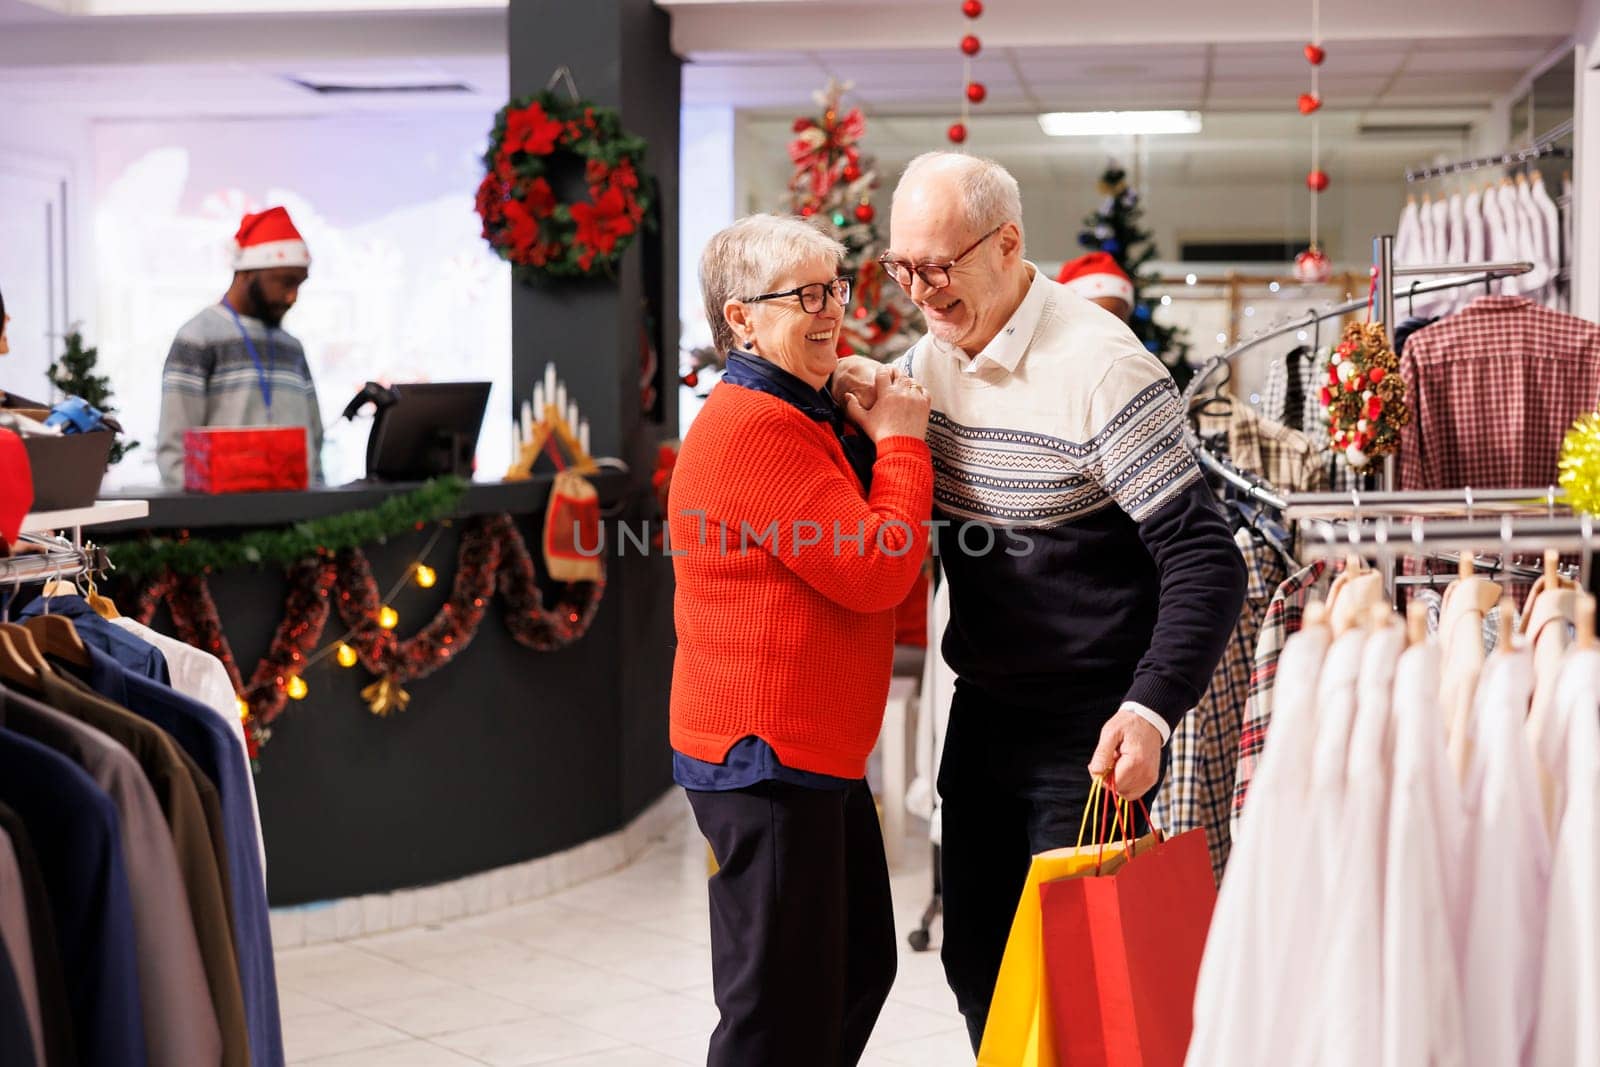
left=843, top=365, right=930, bottom=442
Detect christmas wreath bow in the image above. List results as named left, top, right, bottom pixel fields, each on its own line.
left=477, top=90, right=654, bottom=281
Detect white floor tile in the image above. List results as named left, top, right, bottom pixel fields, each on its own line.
left=602, top=945, right=713, bottom=992
left=556, top=990, right=720, bottom=1043
left=278, top=989, right=340, bottom=1020
left=873, top=1027, right=979, bottom=1066
left=430, top=1016, right=627, bottom=1066
left=354, top=985, right=533, bottom=1037
left=355, top=925, right=512, bottom=966
left=300, top=1038, right=484, bottom=1066
left=544, top=1047, right=695, bottom=1066
left=283, top=1007, right=410, bottom=1062
left=633, top=1031, right=710, bottom=1064
left=863, top=999, right=968, bottom=1048
left=470, top=956, right=662, bottom=1015
left=285, top=957, right=458, bottom=1008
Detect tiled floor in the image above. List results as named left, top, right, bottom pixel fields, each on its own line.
left=276, top=794, right=974, bottom=1065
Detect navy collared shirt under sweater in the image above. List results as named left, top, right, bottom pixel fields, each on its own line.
left=671, top=350, right=877, bottom=792
left=76, top=642, right=286, bottom=1067
left=20, top=595, right=170, bottom=684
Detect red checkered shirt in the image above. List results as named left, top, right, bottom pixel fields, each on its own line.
left=1230, top=558, right=1329, bottom=835
left=1398, top=296, right=1600, bottom=490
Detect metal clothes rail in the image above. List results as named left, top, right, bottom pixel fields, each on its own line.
left=1404, top=120, right=1575, bottom=184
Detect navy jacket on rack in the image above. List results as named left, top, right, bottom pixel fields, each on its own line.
left=76, top=644, right=284, bottom=1067
left=0, top=801, right=74, bottom=1067
left=0, top=719, right=146, bottom=1067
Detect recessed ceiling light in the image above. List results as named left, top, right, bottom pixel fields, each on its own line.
left=1037, top=110, right=1202, bottom=137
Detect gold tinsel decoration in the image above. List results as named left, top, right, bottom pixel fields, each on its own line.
left=1559, top=410, right=1600, bottom=516
left=361, top=675, right=412, bottom=716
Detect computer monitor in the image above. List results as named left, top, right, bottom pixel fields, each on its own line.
left=360, top=381, right=491, bottom=482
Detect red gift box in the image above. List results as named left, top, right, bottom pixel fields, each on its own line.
left=184, top=426, right=308, bottom=494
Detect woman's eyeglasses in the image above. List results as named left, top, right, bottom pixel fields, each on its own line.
left=743, top=276, right=853, bottom=314
left=877, top=226, right=1002, bottom=291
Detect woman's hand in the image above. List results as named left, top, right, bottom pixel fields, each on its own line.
left=830, top=356, right=884, bottom=409
left=844, top=366, right=930, bottom=442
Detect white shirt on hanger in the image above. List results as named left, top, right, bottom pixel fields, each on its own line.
left=1531, top=647, right=1600, bottom=1067
left=1465, top=188, right=1486, bottom=266
left=1303, top=621, right=1403, bottom=1067
left=1187, top=624, right=1333, bottom=1067
left=1518, top=177, right=1551, bottom=295
left=109, top=615, right=268, bottom=881
left=1396, top=197, right=1424, bottom=267
left=1482, top=183, right=1510, bottom=282
left=1532, top=173, right=1564, bottom=309
left=1460, top=650, right=1548, bottom=1067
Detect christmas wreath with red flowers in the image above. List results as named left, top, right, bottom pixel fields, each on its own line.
left=1319, top=320, right=1410, bottom=468
left=476, top=91, right=653, bottom=281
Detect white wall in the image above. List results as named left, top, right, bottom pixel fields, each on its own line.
left=1578, top=0, right=1600, bottom=319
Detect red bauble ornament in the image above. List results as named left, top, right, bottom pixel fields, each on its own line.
left=966, top=82, right=987, bottom=104
left=842, top=163, right=861, bottom=181
left=1304, top=43, right=1326, bottom=65
left=854, top=203, right=876, bottom=223
left=800, top=204, right=817, bottom=217
left=1297, top=92, right=1322, bottom=115
left=1366, top=396, right=1383, bottom=419
left=961, top=0, right=983, bottom=16
left=947, top=122, right=968, bottom=144
left=1307, top=169, right=1330, bottom=192
left=1319, top=386, right=1333, bottom=407
left=960, top=34, right=981, bottom=56
left=792, top=117, right=815, bottom=133
left=682, top=371, right=699, bottom=388
left=1369, top=367, right=1387, bottom=384
left=853, top=306, right=870, bottom=321
left=1296, top=247, right=1333, bottom=283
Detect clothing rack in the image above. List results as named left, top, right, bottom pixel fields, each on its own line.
left=1182, top=258, right=1536, bottom=509
left=1283, top=486, right=1570, bottom=521
left=1296, top=514, right=1597, bottom=586
left=0, top=534, right=102, bottom=588
left=1404, top=121, right=1574, bottom=183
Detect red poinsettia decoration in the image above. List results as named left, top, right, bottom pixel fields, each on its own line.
left=477, top=90, right=654, bottom=282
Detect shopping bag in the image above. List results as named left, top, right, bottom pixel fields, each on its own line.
left=542, top=470, right=603, bottom=582
left=1040, top=818, right=1217, bottom=1067
left=978, top=779, right=1149, bottom=1067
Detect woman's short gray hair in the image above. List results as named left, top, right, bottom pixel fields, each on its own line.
left=896, top=151, right=1024, bottom=249
left=699, top=214, right=845, bottom=355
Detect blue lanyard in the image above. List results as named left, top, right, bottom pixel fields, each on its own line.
left=221, top=297, right=275, bottom=414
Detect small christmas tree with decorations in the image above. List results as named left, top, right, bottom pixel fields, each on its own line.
left=47, top=327, right=137, bottom=465
left=1078, top=162, right=1192, bottom=389
left=784, top=81, right=920, bottom=363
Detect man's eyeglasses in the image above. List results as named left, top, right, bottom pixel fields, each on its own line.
left=743, top=276, right=853, bottom=314
left=878, top=226, right=1002, bottom=291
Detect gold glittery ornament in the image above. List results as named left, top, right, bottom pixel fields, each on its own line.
left=1559, top=410, right=1600, bottom=516
left=362, top=675, right=411, bottom=716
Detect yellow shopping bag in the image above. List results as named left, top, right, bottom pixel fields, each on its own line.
left=977, top=779, right=1152, bottom=1067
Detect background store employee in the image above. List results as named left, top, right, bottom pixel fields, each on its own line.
left=156, top=207, right=324, bottom=488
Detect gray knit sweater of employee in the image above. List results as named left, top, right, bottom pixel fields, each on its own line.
left=156, top=304, right=324, bottom=488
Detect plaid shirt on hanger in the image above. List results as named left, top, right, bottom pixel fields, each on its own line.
left=1398, top=295, right=1600, bottom=490
left=1155, top=529, right=1288, bottom=883
left=1196, top=404, right=1328, bottom=496
left=1231, top=558, right=1330, bottom=834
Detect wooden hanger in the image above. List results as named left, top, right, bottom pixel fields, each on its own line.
left=22, top=613, right=89, bottom=668
left=1496, top=594, right=1516, bottom=651
left=1458, top=551, right=1476, bottom=580
left=1545, top=549, right=1560, bottom=583
left=0, top=624, right=50, bottom=675
left=0, top=628, right=38, bottom=687
left=1304, top=597, right=1328, bottom=629
left=85, top=574, right=121, bottom=621
left=1367, top=602, right=1393, bottom=631
left=1578, top=594, right=1597, bottom=651
left=1406, top=599, right=1430, bottom=647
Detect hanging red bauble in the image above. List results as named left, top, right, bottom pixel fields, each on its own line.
left=960, top=34, right=981, bottom=56
left=853, top=306, right=870, bottom=320
left=1297, top=92, right=1322, bottom=115
left=843, top=162, right=861, bottom=182
left=1306, top=169, right=1330, bottom=192
left=1295, top=247, right=1333, bottom=283
left=854, top=203, right=876, bottom=223
left=961, top=0, right=984, bottom=16
left=682, top=371, right=699, bottom=388
left=800, top=204, right=817, bottom=217
left=966, top=82, right=987, bottom=104
left=1304, top=43, right=1326, bottom=65
left=792, top=117, right=815, bottom=133
left=947, top=122, right=968, bottom=144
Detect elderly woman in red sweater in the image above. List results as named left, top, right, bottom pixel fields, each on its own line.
left=670, top=214, right=934, bottom=1067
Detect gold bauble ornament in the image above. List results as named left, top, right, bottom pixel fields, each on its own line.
left=414, top=564, right=437, bottom=589
left=361, top=675, right=411, bottom=716
left=336, top=643, right=359, bottom=668
left=285, top=676, right=308, bottom=700
left=378, top=605, right=399, bottom=630
left=1559, top=410, right=1600, bottom=516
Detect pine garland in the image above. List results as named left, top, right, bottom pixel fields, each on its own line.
left=105, top=476, right=467, bottom=580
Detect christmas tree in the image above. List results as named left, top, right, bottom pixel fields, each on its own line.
left=785, top=81, right=920, bottom=362
left=47, top=327, right=137, bottom=465
left=1077, top=163, right=1193, bottom=389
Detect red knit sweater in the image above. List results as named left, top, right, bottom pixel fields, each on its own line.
left=668, top=383, right=933, bottom=779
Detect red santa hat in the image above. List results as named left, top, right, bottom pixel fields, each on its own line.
left=232, top=207, right=311, bottom=272
left=1056, top=252, right=1134, bottom=306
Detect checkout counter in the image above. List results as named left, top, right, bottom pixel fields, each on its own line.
left=96, top=474, right=676, bottom=908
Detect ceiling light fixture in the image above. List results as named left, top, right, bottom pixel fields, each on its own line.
left=1036, top=110, right=1202, bottom=137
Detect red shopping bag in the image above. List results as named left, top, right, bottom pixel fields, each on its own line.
left=1039, top=822, right=1216, bottom=1067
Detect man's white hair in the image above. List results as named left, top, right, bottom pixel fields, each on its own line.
left=895, top=151, right=1025, bottom=250
left=698, top=213, right=845, bottom=355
